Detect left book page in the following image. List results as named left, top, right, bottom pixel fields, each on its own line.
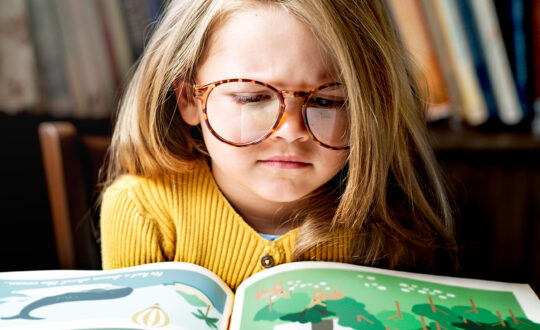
left=0, top=262, right=234, bottom=330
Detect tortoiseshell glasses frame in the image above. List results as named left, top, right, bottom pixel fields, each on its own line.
left=193, top=78, right=350, bottom=150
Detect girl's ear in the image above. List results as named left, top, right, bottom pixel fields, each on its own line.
left=173, top=80, right=201, bottom=126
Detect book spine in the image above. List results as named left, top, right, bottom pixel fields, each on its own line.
left=455, top=0, right=498, bottom=118
left=509, top=0, right=530, bottom=114
left=468, top=0, right=524, bottom=125
left=386, top=0, right=452, bottom=121
left=532, top=0, right=540, bottom=135
left=495, top=0, right=533, bottom=117
left=120, top=0, right=153, bottom=59
left=434, top=0, right=489, bottom=125
left=54, top=0, right=89, bottom=118
left=0, top=0, right=39, bottom=114
left=418, top=0, right=465, bottom=124
left=79, top=0, right=116, bottom=118
left=61, top=0, right=115, bottom=118
left=26, top=0, right=73, bottom=117
left=96, top=0, right=135, bottom=90
left=95, top=0, right=122, bottom=91
left=535, top=0, right=540, bottom=104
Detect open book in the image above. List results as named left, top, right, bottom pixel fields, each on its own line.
left=0, top=261, right=538, bottom=329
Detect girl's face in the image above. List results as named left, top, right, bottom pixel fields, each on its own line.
left=180, top=6, right=349, bottom=230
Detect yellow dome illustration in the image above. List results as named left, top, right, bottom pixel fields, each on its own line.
left=132, top=303, right=170, bottom=328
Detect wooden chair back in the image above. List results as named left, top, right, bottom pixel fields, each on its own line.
left=39, top=121, right=110, bottom=269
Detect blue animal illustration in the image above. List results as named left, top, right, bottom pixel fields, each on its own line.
left=1, top=286, right=133, bottom=320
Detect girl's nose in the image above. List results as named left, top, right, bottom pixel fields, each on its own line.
left=270, top=97, right=310, bottom=143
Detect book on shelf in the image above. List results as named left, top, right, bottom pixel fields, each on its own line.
left=418, top=0, right=465, bottom=125
left=534, top=0, right=540, bottom=111
left=54, top=0, right=115, bottom=119
left=120, top=0, right=156, bottom=60
left=386, top=0, right=452, bottom=121
left=95, top=0, right=135, bottom=91
left=455, top=0, right=499, bottom=120
left=423, top=0, right=489, bottom=126
left=63, top=0, right=115, bottom=119
left=468, top=0, right=524, bottom=125
left=494, top=0, right=534, bottom=117
left=26, top=0, right=74, bottom=117
left=0, top=0, right=39, bottom=114
left=0, top=261, right=538, bottom=330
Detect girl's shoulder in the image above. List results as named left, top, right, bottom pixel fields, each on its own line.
left=104, top=159, right=213, bottom=200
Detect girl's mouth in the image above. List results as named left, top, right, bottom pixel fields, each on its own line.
left=258, top=155, right=311, bottom=169
left=258, top=160, right=311, bottom=169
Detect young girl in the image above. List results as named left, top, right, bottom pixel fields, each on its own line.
left=100, top=0, right=457, bottom=290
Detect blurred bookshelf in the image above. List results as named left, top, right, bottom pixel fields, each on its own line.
left=385, top=0, right=540, bottom=291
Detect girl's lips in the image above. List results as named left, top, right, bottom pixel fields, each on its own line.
left=258, top=160, right=311, bottom=169
left=258, top=156, right=311, bottom=169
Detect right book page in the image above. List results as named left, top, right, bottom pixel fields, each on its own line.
left=231, top=261, right=540, bottom=330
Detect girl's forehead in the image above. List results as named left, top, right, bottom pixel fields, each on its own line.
left=196, top=6, right=337, bottom=88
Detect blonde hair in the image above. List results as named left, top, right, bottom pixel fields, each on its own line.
left=104, top=0, right=457, bottom=270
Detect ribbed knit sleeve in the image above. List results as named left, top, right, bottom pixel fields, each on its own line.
left=100, top=176, right=171, bottom=269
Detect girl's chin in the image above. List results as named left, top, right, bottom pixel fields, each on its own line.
left=254, top=188, right=311, bottom=204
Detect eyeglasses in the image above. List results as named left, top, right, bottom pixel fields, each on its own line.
left=193, top=79, right=350, bottom=150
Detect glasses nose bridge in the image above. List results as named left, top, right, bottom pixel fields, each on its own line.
left=274, top=89, right=310, bottom=136
left=277, top=89, right=310, bottom=109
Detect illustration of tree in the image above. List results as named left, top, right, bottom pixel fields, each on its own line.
left=412, top=296, right=461, bottom=330
left=377, top=301, right=423, bottom=330
left=192, top=309, right=219, bottom=329
left=451, top=298, right=500, bottom=325
left=254, top=279, right=291, bottom=312
left=449, top=299, right=540, bottom=330
left=274, top=286, right=344, bottom=329
left=254, top=292, right=311, bottom=322
left=325, top=297, right=385, bottom=330
left=176, top=290, right=219, bottom=329
left=275, top=295, right=385, bottom=330
left=165, top=283, right=219, bottom=329
left=280, top=305, right=336, bottom=327
left=503, top=309, right=540, bottom=330
left=411, top=298, right=540, bottom=330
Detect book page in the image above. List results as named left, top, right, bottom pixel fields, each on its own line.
left=231, top=261, right=539, bottom=330
left=0, top=262, right=233, bottom=330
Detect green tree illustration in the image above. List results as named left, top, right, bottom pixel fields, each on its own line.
left=412, top=297, right=540, bottom=330
left=192, top=309, right=219, bottom=329
left=174, top=288, right=218, bottom=329
left=326, top=297, right=385, bottom=330
left=275, top=296, right=385, bottom=330
left=377, top=301, right=423, bottom=330
left=412, top=296, right=462, bottom=330
left=280, top=305, right=336, bottom=324
left=504, top=316, right=540, bottom=330
left=448, top=298, right=540, bottom=330
left=451, top=299, right=500, bottom=325
left=254, top=292, right=311, bottom=321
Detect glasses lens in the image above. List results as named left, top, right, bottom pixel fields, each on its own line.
left=305, top=85, right=349, bottom=148
left=206, top=82, right=280, bottom=144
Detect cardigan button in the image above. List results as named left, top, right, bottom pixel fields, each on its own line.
left=261, top=255, right=275, bottom=268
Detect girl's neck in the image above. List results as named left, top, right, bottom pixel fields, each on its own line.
left=233, top=202, right=296, bottom=235
left=209, top=164, right=300, bottom=235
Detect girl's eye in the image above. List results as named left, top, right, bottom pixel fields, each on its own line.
left=308, top=97, right=344, bottom=108
left=233, top=94, right=272, bottom=104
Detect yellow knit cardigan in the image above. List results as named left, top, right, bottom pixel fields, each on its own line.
left=100, top=161, right=351, bottom=290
